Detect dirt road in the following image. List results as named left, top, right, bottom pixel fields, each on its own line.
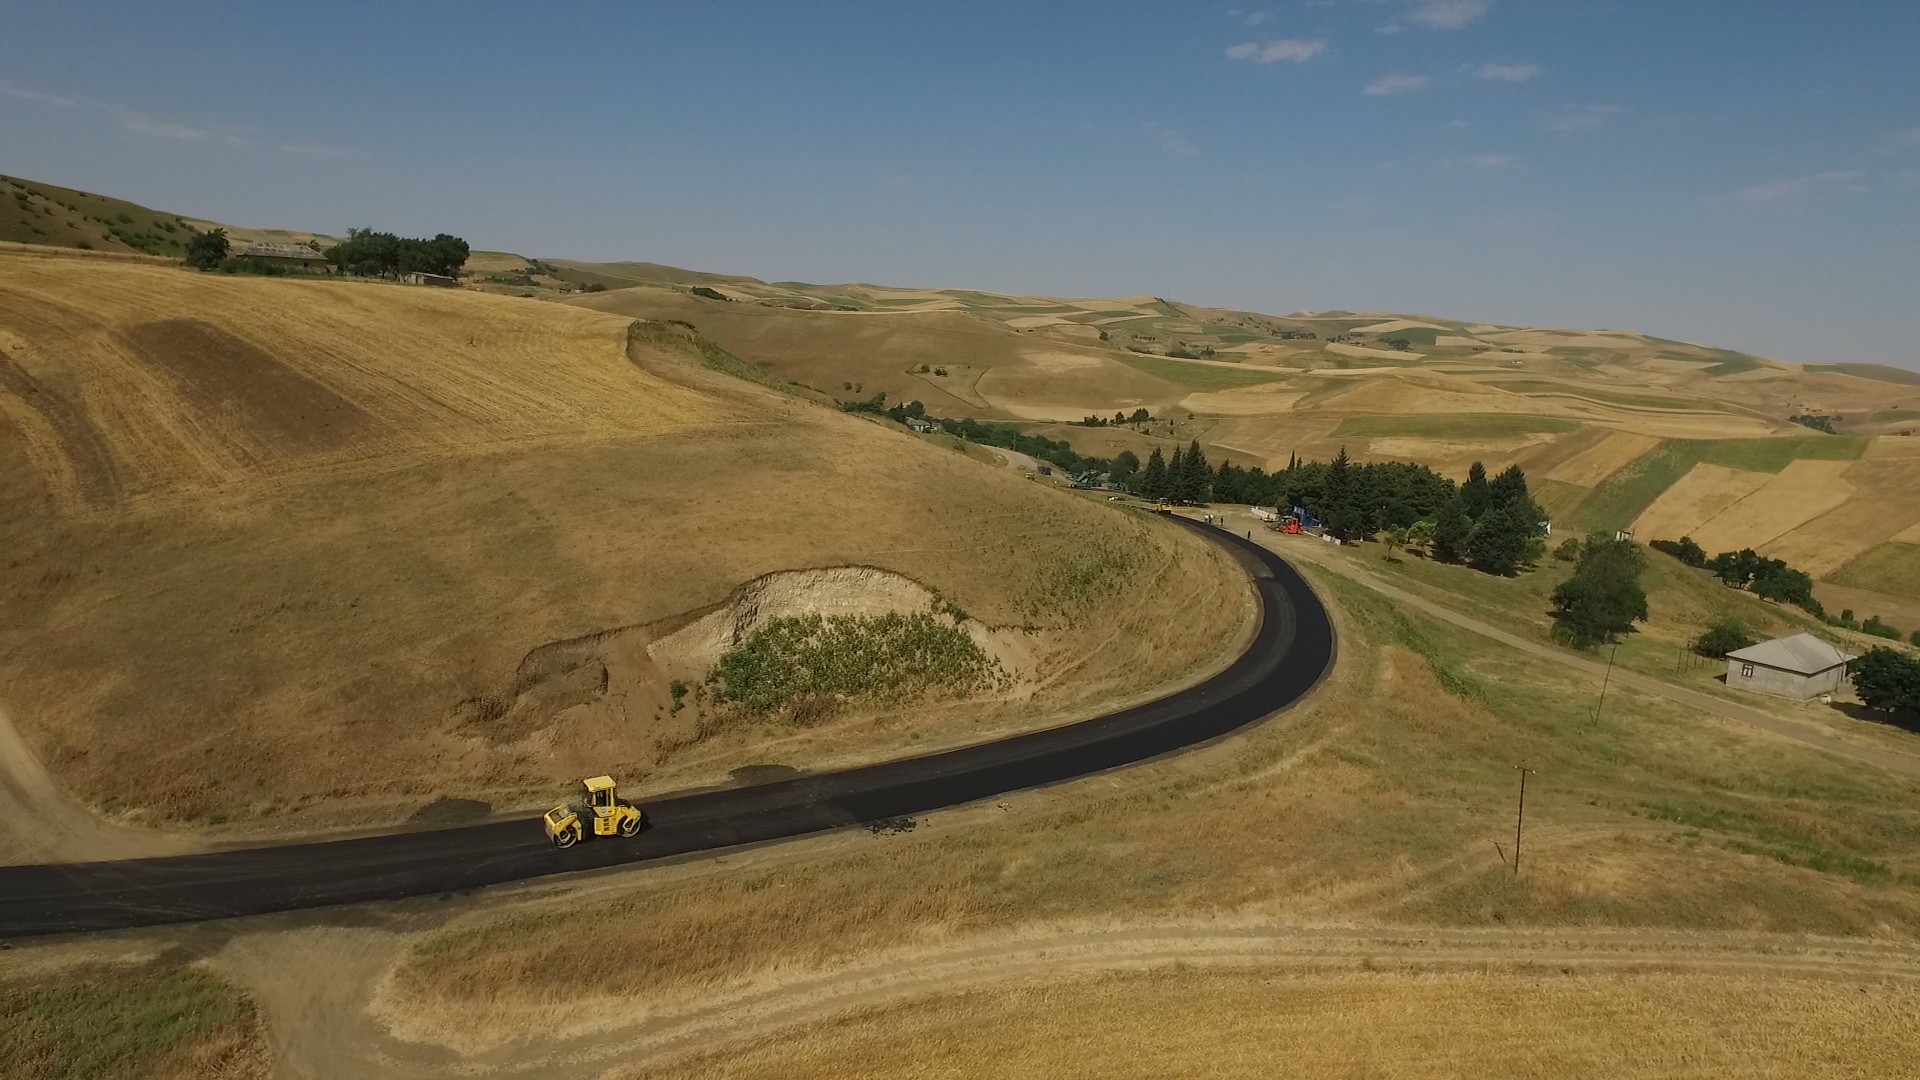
left=1228, top=514, right=1920, bottom=780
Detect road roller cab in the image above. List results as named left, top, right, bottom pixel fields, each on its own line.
left=544, top=775, right=645, bottom=848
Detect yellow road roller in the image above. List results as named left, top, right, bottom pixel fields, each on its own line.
left=543, top=775, right=645, bottom=848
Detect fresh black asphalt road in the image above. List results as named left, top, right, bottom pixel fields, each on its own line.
left=0, top=520, right=1333, bottom=937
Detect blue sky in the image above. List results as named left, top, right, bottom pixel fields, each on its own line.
left=3, top=2, right=1917, bottom=366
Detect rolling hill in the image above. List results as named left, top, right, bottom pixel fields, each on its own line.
left=0, top=247, right=1248, bottom=842
left=5, top=170, right=1917, bottom=642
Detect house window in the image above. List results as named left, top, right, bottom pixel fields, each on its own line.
left=1740, top=663, right=1755, bottom=678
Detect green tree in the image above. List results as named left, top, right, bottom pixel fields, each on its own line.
left=1431, top=500, right=1473, bottom=563
left=1554, top=536, right=1584, bottom=562
left=1551, top=536, right=1649, bottom=647
left=1138, top=447, right=1168, bottom=500
left=1693, top=616, right=1757, bottom=658
left=1110, top=450, right=1141, bottom=484
left=1490, top=464, right=1531, bottom=507
left=1851, top=648, right=1920, bottom=714
left=1384, top=526, right=1409, bottom=562
left=184, top=227, right=229, bottom=270
left=1466, top=502, right=1529, bottom=576
left=1459, top=461, right=1492, bottom=519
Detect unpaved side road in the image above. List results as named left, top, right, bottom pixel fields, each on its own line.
left=0, top=702, right=191, bottom=863
left=1230, top=515, right=1920, bottom=780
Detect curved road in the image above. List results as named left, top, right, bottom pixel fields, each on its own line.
left=0, top=521, right=1332, bottom=938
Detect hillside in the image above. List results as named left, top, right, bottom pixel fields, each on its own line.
left=0, top=248, right=1249, bottom=843
left=564, top=277, right=1920, bottom=646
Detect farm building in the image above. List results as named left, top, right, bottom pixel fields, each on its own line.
left=403, top=271, right=459, bottom=287
left=1724, top=633, right=1855, bottom=700
left=234, top=242, right=331, bottom=271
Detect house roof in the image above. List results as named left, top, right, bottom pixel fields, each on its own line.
left=1727, top=633, right=1856, bottom=675
left=238, top=242, right=328, bottom=261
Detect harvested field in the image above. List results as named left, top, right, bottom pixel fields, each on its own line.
left=1544, top=429, right=1663, bottom=488
left=1630, top=464, right=1774, bottom=543
left=1364, top=434, right=1559, bottom=477
left=1763, top=458, right=1920, bottom=577
left=648, top=967, right=1920, bottom=1080
left=1685, top=459, right=1856, bottom=555
left=1812, top=582, right=1920, bottom=638
left=1202, top=415, right=1346, bottom=471
left=1331, top=413, right=1578, bottom=439
left=121, top=318, right=373, bottom=455
left=1176, top=382, right=1311, bottom=415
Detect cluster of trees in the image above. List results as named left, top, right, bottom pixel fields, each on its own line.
left=1854, top=648, right=1920, bottom=716
left=1551, top=535, right=1650, bottom=647
left=855, top=396, right=1120, bottom=476
left=324, top=228, right=470, bottom=278
left=1078, top=408, right=1153, bottom=427
left=1651, top=537, right=1821, bottom=616
left=1130, top=442, right=1215, bottom=503
left=1789, top=413, right=1841, bottom=434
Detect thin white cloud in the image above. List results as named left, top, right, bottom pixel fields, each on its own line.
left=281, top=142, right=358, bottom=159
left=1881, top=126, right=1920, bottom=153
left=1544, top=103, right=1621, bottom=133
left=115, top=111, right=213, bottom=141
left=1225, top=38, right=1328, bottom=63
left=1467, top=152, right=1515, bottom=168
left=1381, top=0, right=1492, bottom=32
left=0, top=79, right=356, bottom=158
left=1734, top=170, right=1864, bottom=204
left=1364, top=74, right=1430, bottom=96
left=1145, top=121, right=1198, bottom=157
left=1472, top=62, right=1541, bottom=83
left=0, top=83, right=79, bottom=108
left=1227, top=8, right=1276, bottom=26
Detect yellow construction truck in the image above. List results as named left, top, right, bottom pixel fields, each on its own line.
left=543, top=775, right=646, bottom=848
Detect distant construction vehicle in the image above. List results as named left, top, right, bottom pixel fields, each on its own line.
left=543, top=775, right=646, bottom=848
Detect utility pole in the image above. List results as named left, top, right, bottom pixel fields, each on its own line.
left=1512, top=765, right=1536, bottom=876
left=1592, top=640, right=1620, bottom=725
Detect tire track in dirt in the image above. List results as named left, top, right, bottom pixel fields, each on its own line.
left=0, top=346, right=124, bottom=506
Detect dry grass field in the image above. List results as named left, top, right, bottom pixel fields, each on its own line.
left=652, top=967, right=1920, bottom=1080
left=0, top=249, right=1248, bottom=842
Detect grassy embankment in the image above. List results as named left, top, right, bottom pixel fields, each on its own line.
left=385, top=545, right=1920, bottom=1048
left=0, top=961, right=266, bottom=1080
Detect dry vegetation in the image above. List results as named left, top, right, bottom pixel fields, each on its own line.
left=650, top=967, right=1920, bottom=1080
left=0, top=250, right=1247, bottom=837
left=379, top=540, right=1920, bottom=1053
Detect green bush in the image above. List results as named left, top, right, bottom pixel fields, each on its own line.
left=1693, top=617, right=1757, bottom=658
left=1862, top=616, right=1903, bottom=641
left=707, top=611, right=1003, bottom=717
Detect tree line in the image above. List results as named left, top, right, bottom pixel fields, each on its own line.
left=324, top=228, right=471, bottom=277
